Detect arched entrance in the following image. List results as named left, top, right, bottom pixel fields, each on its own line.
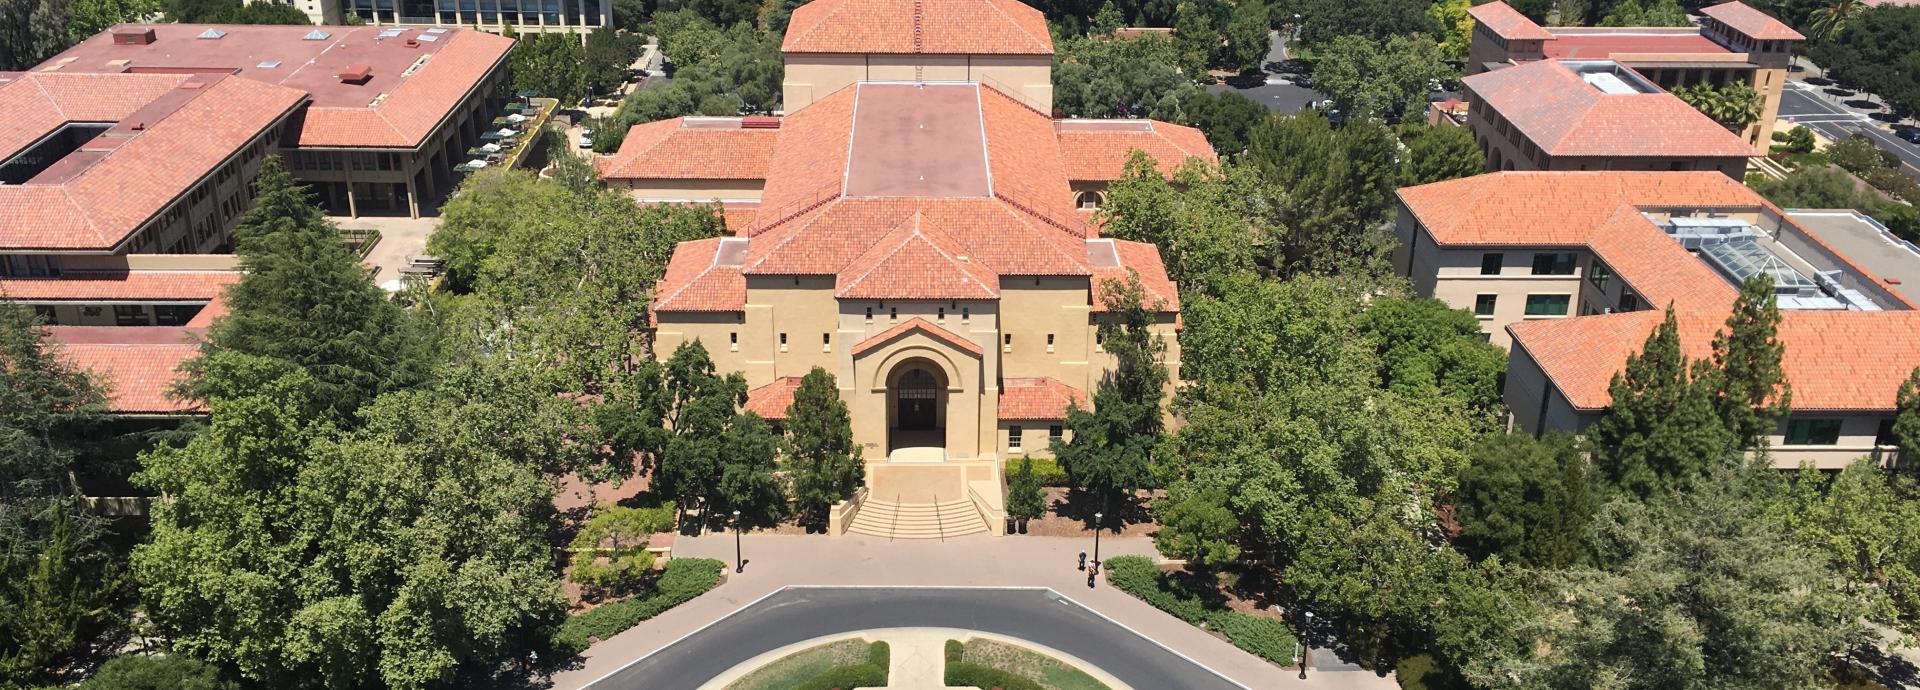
left=886, top=358, right=948, bottom=456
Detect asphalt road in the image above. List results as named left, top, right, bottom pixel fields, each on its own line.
left=1206, top=31, right=1326, bottom=114
left=581, top=587, right=1246, bottom=690
left=1781, top=82, right=1920, bottom=180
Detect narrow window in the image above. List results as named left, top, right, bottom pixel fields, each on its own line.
left=1049, top=425, right=1064, bottom=443
left=1003, top=333, right=1013, bottom=351
left=1480, top=253, right=1503, bottom=275
left=938, top=307, right=946, bottom=321
left=1008, top=425, right=1023, bottom=452
left=1785, top=418, right=1843, bottom=446
left=779, top=332, right=788, bottom=352
left=1475, top=294, right=1497, bottom=316
left=1046, top=333, right=1056, bottom=353
left=730, top=332, right=739, bottom=351
left=822, top=332, right=831, bottom=352
left=889, top=307, right=897, bottom=322
left=962, top=307, right=970, bottom=323
left=865, top=307, right=873, bottom=323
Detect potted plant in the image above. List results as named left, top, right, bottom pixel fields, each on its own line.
left=1007, top=457, right=1045, bottom=534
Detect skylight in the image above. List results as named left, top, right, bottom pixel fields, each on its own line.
left=256, top=60, right=282, bottom=69
left=303, top=29, right=331, bottom=40
left=197, top=28, right=226, bottom=40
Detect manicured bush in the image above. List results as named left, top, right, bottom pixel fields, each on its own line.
left=946, top=639, right=965, bottom=663
left=1019, top=456, right=1071, bottom=486
left=944, top=662, right=1046, bottom=690
left=1007, top=457, right=1047, bottom=521
left=793, top=641, right=890, bottom=690
left=1103, top=555, right=1296, bottom=666
left=80, top=655, right=236, bottom=690
left=553, top=558, right=725, bottom=654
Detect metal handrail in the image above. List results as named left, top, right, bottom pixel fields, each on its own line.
left=933, top=492, right=943, bottom=542
left=890, top=492, right=900, bottom=542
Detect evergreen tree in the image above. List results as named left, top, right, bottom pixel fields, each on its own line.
left=718, top=412, right=788, bottom=528
left=1171, top=1, right=1213, bottom=77
left=654, top=341, right=745, bottom=516
left=785, top=366, right=862, bottom=527
left=1006, top=457, right=1046, bottom=522
left=1401, top=125, right=1484, bottom=186
left=183, top=157, right=422, bottom=421
left=1897, top=367, right=1920, bottom=459
left=1091, top=0, right=1125, bottom=34
left=0, top=301, right=118, bottom=688
left=1708, top=275, right=1791, bottom=453
left=1243, top=112, right=1400, bottom=275
left=1591, top=307, right=1731, bottom=499
left=1452, top=433, right=1596, bottom=568
left=80, top=655, right=237, bottom=690
left=1053, top=276, right=1167, bottom=512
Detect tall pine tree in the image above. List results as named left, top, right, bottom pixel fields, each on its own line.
left=1592, top=307, right=1731, bottom=499
left=182, top=157, right=422, bottom=420
left=785, top=366, right=862, bottom=528
left=1708, top=275, right=1791, bottom=452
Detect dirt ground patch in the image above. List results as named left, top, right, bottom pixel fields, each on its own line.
left=1017, top=488, right=1161, bottom=538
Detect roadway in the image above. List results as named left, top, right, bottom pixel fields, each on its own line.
left=1205, top=30, right=1326, bottom=114
left=1780, top=80, right=1920, bottom=181
left=581, top=587, right=1246, bottom=690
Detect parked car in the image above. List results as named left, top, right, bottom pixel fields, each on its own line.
left=577, top=128, right=594, bottom=149
left=1899, top=127, right=1920, bottom=145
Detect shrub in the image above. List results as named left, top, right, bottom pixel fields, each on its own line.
left=944, top=662, right=1047, bottom=690
left=945, top=639, right=965, bottom=663
left=80, top=655, right=236, bottom=690
left=1205, top=611, right=1297, bottom=665
left=1103, top=555, right=1296, bottom=666
left=1020, top=457, right=1071, bottom=486
left=553, top=558, right=725, bottom=654
left=793, top=641, right=890, bottom=690
left=569, top=503, right=675, bottom=551
left=569, top=548, right=657, bottom=589
left=1007, top=458, right=1047, bottom=521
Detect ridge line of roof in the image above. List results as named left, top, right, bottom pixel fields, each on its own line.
left=836, top=213, right=923, bottom=292
left=979, top=0, right=1051, bottom=53
left=974, top=85, right=995, bottom=196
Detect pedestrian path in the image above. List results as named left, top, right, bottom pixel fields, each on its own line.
left=548, top=533, right=1398, bottom=690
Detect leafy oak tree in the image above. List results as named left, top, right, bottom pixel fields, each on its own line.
left=80, top=655, right=237, bottom=690
left=1451, top=433, right=1597, bottom=568
left=1359, top=297, right=1507, bottom=415
left=1053, top=277, right=1168, bottom=513
left=653, top=341, right=746, bottom=516
left=785, top=367, right=863, bottom=527
left=1243, top=112, right=1400, bottom=275
left=718, top=412, right=788, bottom=528
left=1897, top=367, right=1920, bottom=459
left=1097, top=154, right=1259, bottom=299
left=1311, top=34, right=1453, bottom=122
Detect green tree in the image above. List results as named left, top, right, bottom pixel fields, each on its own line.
left=1219, top=0, right=1268, bottom=72
left=583, top=26, right=640, bottom=100
left=1150, top=487, right=1241, bottom=565
left=654, top=341, right=746, bottom=515
left=718, top=411, right=788, bottom=528
left=1091, top=0, right=1125, bottom=34
left=1590, top=308, right=1732, bottom=499
left=1171, top=1, right=1215, bottom=77
left=1400, top=125, right=1484, bottom=186
left=1707, top=275, right=1791, bottom=452
left=1243, top=112, right=1400, bottom=275
left=1097, top=154, right=1258, bottom=298
left=181, top=157, right=422, bottom=421
left=1053, top=277, right=1169, bottom=512
left=1672, top=81, right=1764, bottom=130
left=1896, top=367, right=1920, bottom=459
left=1178, top=89, right=1267, bottom=154
left=67, top=0, right=160, bottom=42
left=1007, top=457, right=1047, bottom=522
left=1806, top=0, right=1865, bottom=41
left=1359, top=297, right=1507, bottom=414
left=785, top=367, right=863, bottom=527
left=1748, top=165, right=1883, bottom=210
left=1295, top=0, right=1437, bottom=47
left=1807, top=6, right=1920, bottom=116
left=510, top=32, right=587, bottom=105
left=1451, top=433, right=1596, bottom=568
left=0, top=301, right=118, bottom=689
left=80, top=655, right=237, bottom=690
left=134, top=361, right=567, bottom=690
left=1427, top=0, right=1473, bottom=61
left=1311, top=33, right=1454, bottom=122
left=0, top=0, right=74, bottom=71
left=1051, top=32, right=1200, bottom=119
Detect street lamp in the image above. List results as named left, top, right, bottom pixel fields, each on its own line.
left=1092, top=511, right=1104, bottom=566
left=1298, top=611, right=1313, bottom=680
left=733, top=509, right=744, bottom=574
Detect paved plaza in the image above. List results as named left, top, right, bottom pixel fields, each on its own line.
left=548, top=533, right=1398, bottom=690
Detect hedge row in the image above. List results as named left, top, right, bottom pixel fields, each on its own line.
left=944, top=662, right=1046, bottom=690
left=1103, top=555, right=1296, bottom=665
left=554, top=558, right=726, bottom=654
left=794, top=641, right=890, bottom=690
left=1014, top=457, right=1071, bottom=487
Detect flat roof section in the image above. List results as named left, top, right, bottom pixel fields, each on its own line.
left=842, top=83, right=992, bottom=199
left=1543, top=30, right=1731, bottom=60
left=1787, top=210, right=1920, bottom=306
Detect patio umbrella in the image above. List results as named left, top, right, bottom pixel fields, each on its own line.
left=480, top=143, right=502, bottom=153
left=467, top=159, right=490, bottom=169
left=491, top=116, right=510, bottom=126
left=452, top=163, right=475, bottom=173
left=480, top=131, right=506, bottom=140
left=496, top=128, right=516, bottom=137
left=506, top=113, right=527, bottom=123
left=465, top=147, right=485, bottom=157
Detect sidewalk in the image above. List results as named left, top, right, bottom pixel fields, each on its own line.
left=548, top=533, right=1397, bottom=690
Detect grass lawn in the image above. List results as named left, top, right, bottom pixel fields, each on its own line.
left=724, top=638, right=871, bottom=690
left=961, top=638, right=1112, bottom=690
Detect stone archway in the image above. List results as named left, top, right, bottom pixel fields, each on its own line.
left=885, top=357, right=948, bottom=456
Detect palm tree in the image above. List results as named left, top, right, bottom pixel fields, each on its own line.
left=1673, top=82, right=1764, bottom=131
left=1807, top=0, right=1864, bottom=42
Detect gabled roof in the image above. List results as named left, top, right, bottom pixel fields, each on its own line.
left=836, top=212, right=1000, bottom=300
left=999, top=377, right=1088, bottom=420
left=46, top=325, right=202, bottom=415
left=597, top=117, right=778, bottom=181
left=1396, top=171, right=1765, bottom=247
left=1088, top=239, right=1181, bottom=313
left=1467, top=2, right=1555, bottom=41
left=652, top=237, right=748, bottom=313
left=851, top=317, right=983, bottom=357
left=1054, top=119, right=1216, bottom=180
left=744, top=376, right=805, bottom=419
left=0, top=270, right=238, bottom=301
left=781, top=0, right=1053, bottom=55
left=1700, top=1, right=1805, bottom=41
left=1460, top=60, right=1752, bottom=158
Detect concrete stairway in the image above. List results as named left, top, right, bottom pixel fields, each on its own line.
left=847, top=497, right=989, bottom=540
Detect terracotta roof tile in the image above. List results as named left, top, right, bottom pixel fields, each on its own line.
left=744, top=376, right=805, bottom=419
left=1461, top=60, right=1752, bottom=158
left=653, top=237, right=747, bottom=313
left=1468, top=2, right=1555, bottom=41
left=0, top=270, right=238, bottom=301
left=45, top=326, right=201, bottom=414
left=851, top=317, right=983, bottom=357
left=1088, top=239, right=1180, bottom=313
left=1397, top=171, right=1766, bottom=246
left=597, top=117, right=778, bottom=181
left=1700, top=1, right=1805, bottom=40
left=999, top=377, right=1088, bottom=420
left=836, top=212, right=1000, bottom=300
left=781, top=0, right=1052, bottom=55
left=1055, top=120, right=1217, bottom=180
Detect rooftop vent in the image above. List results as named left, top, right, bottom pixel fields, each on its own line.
left=303, top=29, right=330, bottom=40
left=337, top=64, right=373, bottom=84
left=197, top=28, right=226, bottom=40
left=740, top=116, right=780, bottom=129
left=256, top=59, right=282, bottom=69
left=111, top=28, right=156, bottom=45
left=416, top=33, right=440, bottom=42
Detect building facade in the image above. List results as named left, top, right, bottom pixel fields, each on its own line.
left=777, top=0, right=1056, bottom=113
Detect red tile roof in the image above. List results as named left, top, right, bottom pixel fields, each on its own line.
left=1089, top=239, right=1180, bottom=313
left=1468, top=2, right=1554, bottom=41
left=597, top=117, right=779, bottom=181
left=0, top=73, right=307, bottom=251
left=0, top=270, right=238, bottom=301
left=1511, top=311, right=1920, bottom=411
left=42, top=24, right=513, bottom=149
left=851, top=317, right=983, bottom=357
left=652, top=237, right=748, bottom=313
left=1701, top=1, right=1805, bottom=41
left=781, top=0, right=1053, bottom=55
left=836, top=212, right=1000, bottom=300
left=1541, top=30, right=1730, bottom=60
left=45, top=325, right=202, bottom=415
left=999, top=377, right=1088, bottom=420
left=1397, top=171, right=1765, bottom=246
left=1462, top=60, right=1753, bottom=158
left=744, top=376, right=805, bottom=419
left=1055, top=119, right=1216, bottom=180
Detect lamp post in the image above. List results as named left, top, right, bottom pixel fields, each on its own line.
left=733, top=509, right=744, bottom=574
left=1092, top=511, right=1104, bottom=567
left=1298, top=611, right=1313, bottom=680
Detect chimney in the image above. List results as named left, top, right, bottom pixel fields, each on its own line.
left=337, top=64, right=373, bottom=84
left=111, top=28, right=157, bottom=45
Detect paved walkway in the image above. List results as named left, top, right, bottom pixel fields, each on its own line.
left=548, top=534, right=1397, bottom=690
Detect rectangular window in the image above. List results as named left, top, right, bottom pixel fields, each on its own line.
left=154, top=305, right=196, bottom=326
left=1049, top=425, right=1064, bottom=443
left=1480, top=253, right=1503, bottom=275
left=962, top=307, right=970, bottom=323
left=1474, top=294, right=1498, bottom=316
left=889, top=307, right=897, bottom=322
left=1530, top=252, right=1577, bottom=276
left=822, top=333, right=831, bottom=352
left=730, top=332, right=739, bottom=351
left=938, top=307, right=945, bottom=321
left=1008, top=425, right=1023, bottom=451
left=32, top=305, right=57, bottom=325
left=1878, top=419, right=1898, bottom=446
left=1003, top=333, right=1013, bottom=351
left=113, top=305, right=148, bottom=326
left=1785, top=418, right=1843, bottom=446
left=865, top=307, right=873, bottom=323
left=1524, top=294, right=1570, bottom=316
left=1619, top=291, right=1642, bottom=312
left=1588, top=261, right=1612, bottom=292
left=778, top=332, right=787, bottom=352
left=1046, top=333, right=1055, bottom=352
